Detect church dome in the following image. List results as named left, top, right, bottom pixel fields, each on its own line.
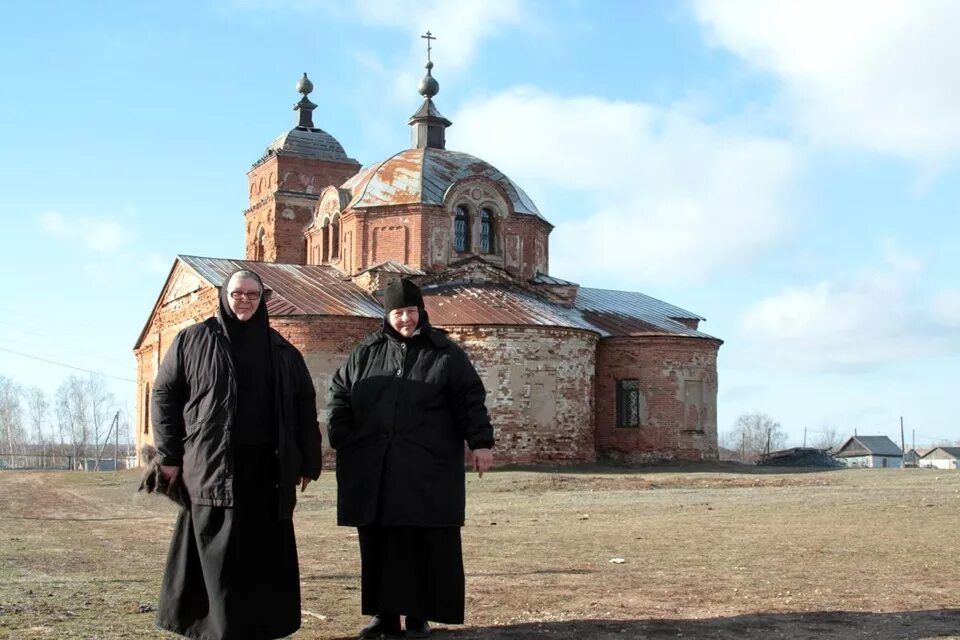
left=341, top=147, right=544, bottom=219
left=265, top=127, right=353, bottom=162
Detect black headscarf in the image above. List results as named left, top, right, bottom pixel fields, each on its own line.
left=382, top=278, right=429, bottom=342
left=218, top=269, right=276, bottom=445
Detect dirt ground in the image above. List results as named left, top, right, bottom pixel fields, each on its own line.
left=0, top=465, right=957, bottom=639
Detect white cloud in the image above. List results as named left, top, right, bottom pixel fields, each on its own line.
left=352, top=0, right=524, bottom=71
left=932, top=290, right=960, bottom=328
left=39, top=211, right=70, bottom=236
left=87, top=220, right=130, bottom=252
left=693, top=0, right=960, bottom=167
left=37, top=212, right=132, bottom=253
left=453, top=87, right=801, bottom=283
left=739, top=242, right=959, bottom=370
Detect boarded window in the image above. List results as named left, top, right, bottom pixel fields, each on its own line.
left=617, top=379, right=640, bottom=428
left=684, top=379, right=704, bottom=431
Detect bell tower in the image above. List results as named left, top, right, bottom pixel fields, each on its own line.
left=245, top=73, right=360, bottom=263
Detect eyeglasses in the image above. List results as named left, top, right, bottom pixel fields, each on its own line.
left=229, top=290, right=261, bottom=301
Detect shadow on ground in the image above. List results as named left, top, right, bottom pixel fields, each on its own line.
left=328, top=609, right=960, bottom=639
left=497, top=460, right=843, bottom=476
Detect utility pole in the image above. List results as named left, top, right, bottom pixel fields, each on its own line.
left=900, top=416, right=906, bottom=469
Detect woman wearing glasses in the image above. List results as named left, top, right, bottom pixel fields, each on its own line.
left=151, top=269, right=322, bottom=640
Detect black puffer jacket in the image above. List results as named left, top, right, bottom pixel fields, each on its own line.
left=327, top=324, right=494, bottom=527
left=151, top=317, right=322, bottom=518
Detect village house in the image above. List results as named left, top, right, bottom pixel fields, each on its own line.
left=134, top=55, right=722, bottom=467
left=832, top=435, right=903, bottom=468
left=918, top=447, right=960, bottom=470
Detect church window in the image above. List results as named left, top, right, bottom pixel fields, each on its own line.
left=616, top=379, right=640, bottom=428
left=454, top=205, right=470, bottom=252
left=479, top=207, right=495, bottom=254
left=321, top=218, right=330, bottom=263
left=254, top=226, right=265, bottom=261
left=331, top=214, right=340, bottom=260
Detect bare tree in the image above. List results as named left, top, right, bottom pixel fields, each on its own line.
left=58, top=376, right=90, bottom=468
left=812, top=425, right=842, bottom=451
left=723, top=412, right=787, bottom=463
left=26, top=387, right=50, bottom=466
left=0, top=377, right=27, bottom=467
left=86, top=375, right=115, bottom=470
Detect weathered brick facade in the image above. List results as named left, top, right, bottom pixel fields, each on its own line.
left=595, top=337, right=720, bottom=462
left=448, top=326, right=598, bottom=465
left=134, top=76, right=722, bottom=467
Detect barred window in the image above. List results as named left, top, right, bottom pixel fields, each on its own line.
left=617, top=379, right=640, bottom=428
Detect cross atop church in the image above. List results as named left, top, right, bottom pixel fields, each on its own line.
left=421, top=31, right=435, bottom=63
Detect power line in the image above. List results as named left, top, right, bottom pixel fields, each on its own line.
left=0, top=347, right=136, bottom=383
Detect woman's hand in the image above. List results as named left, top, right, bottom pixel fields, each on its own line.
left=159, top=464, right=181, bottom=494
left=472, top=448, right=493, bottom=478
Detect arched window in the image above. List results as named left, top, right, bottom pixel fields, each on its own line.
left=454, top=205, right=470, bottom=252
left=331, top=214, right=340, bottom=260
left=479, top=207, right=495, bottom=254
left=254, top=226, right=265, bottom=261
left=321, top=218, right=330, bottom=263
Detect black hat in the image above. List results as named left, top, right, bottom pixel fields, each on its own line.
left=383, top=278, right=424, bottom=313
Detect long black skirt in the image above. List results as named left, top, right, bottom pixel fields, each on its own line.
left=156, top=445, right=301, bottom=640
left=358, top=526, right=465, bottom=624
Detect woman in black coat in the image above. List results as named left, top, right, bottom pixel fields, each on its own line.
left=328, top=278, right=494, bottom=638
left=151, top=269, right=322, bottom=640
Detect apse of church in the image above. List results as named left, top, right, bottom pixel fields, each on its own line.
left=135, top=35, right=722, bottom=466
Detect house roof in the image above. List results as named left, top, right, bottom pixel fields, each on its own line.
left=834, top=435, right=903, bottom=458
left=340, top=147, right=545, bottom=220
left=920, top=446, right=960, bottom=459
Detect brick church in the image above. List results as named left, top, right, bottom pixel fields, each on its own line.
left=134, top=54, right=722, bottom=466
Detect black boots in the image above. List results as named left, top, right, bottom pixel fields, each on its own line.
left=358, top=614, right=431, bottom=638
left=359, top=614, right=402, bottom=638
left=405, top=616, right=431, bottom=638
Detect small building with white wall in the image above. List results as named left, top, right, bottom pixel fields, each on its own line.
left=918, top=447, right=960, bottom=470
left=832, top=435, right=903, bottom=468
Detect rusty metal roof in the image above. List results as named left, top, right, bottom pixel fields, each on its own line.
left=341, top=148, right=544, bottom=219
left=175, top=256, right=717, bottom=340
left=421, top=283, right=596, bottom=331
left=179, top=255, right=383, bottom=318
left=421, top=283, right=718, bottom=340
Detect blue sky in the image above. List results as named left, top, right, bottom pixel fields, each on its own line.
left=2, top=0, right=957, bottom=448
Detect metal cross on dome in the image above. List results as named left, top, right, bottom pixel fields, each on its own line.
left=421, top=30, right=435, bottom=62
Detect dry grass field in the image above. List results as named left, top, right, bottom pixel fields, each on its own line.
left=0, top=465, right=958, bottom=639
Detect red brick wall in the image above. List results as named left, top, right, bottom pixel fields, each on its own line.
left=271, top=315, right=381, bottom=467
left=246, top=155, right=359, bottom=264
left=445, top=326, right=598, bottom=465
left=595, top=336, right=720, bottom=462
